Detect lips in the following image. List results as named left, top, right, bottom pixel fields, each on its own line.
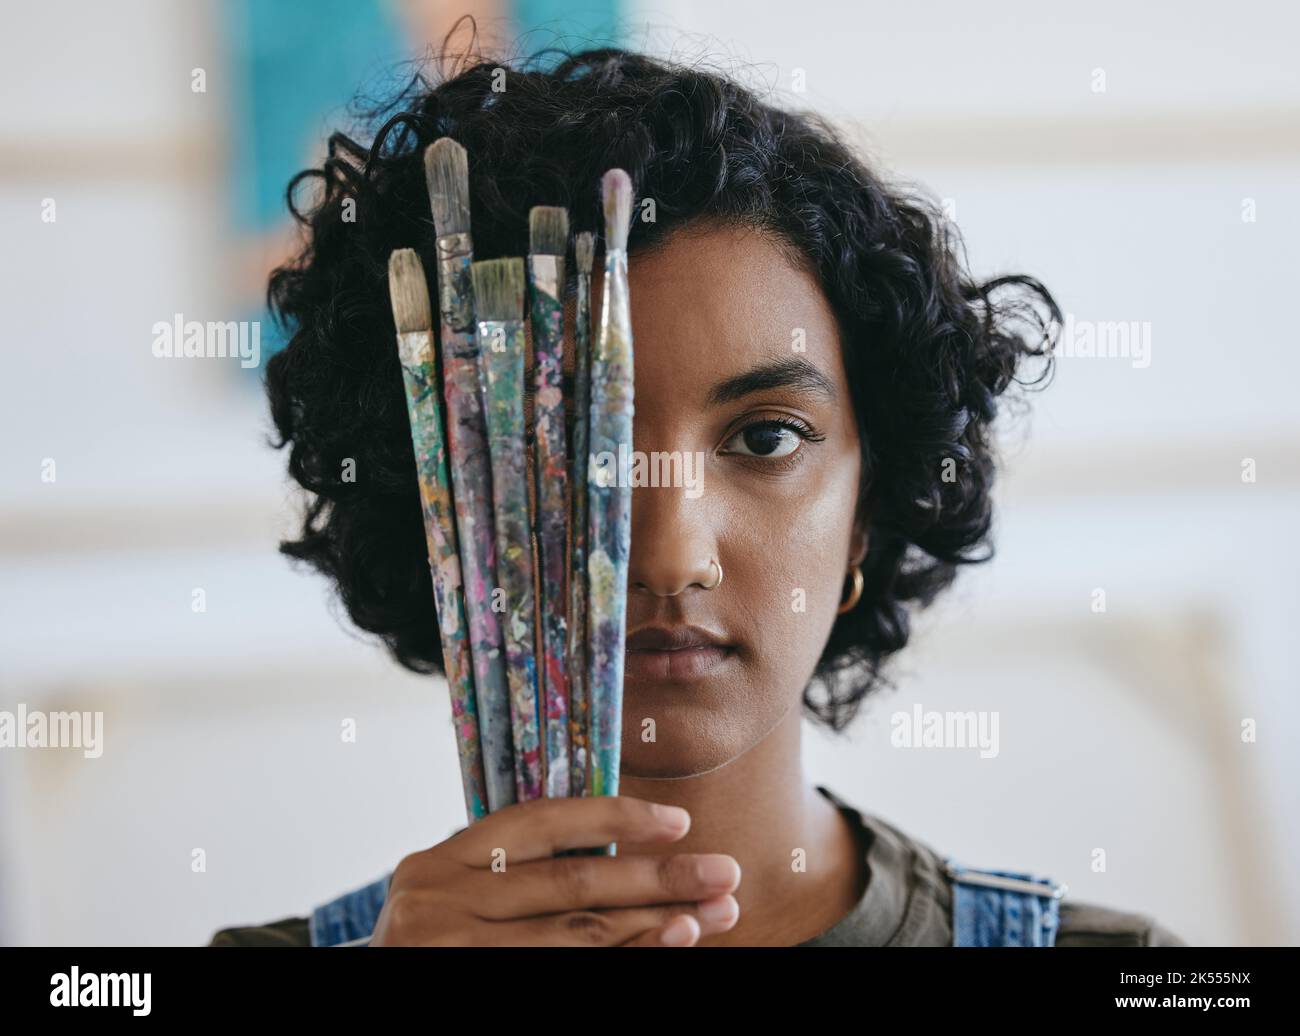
left=625, top=625, right=735, bottom=681
left=626, top=625, right=728, bottom=651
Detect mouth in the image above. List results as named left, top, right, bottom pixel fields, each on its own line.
left=624, top=625, right=736, bottom=682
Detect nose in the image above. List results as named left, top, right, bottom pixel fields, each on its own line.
left=627, top=473, right=718, bottom=597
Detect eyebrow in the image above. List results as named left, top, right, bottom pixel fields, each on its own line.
left=705, top=357, right=837, bottom=407
left=527, top=358, right=837, bottom=408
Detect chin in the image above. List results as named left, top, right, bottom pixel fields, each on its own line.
left=616, top=706, right=757, bottom=779
left=618, top=750, right=728, bottom=780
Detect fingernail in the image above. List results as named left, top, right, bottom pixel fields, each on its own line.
left=661, top=915, right=696, bottom=946
left=695, top=854, right=739, bottom=888
left=697, top=895, right=737, bottom=925
left=651, top=803, right=690, bottom=832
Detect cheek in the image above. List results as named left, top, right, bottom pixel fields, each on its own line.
left=723, top=450, right=861, bottom=670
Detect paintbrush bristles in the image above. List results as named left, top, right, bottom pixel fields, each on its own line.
left=388, top=249, right=433, bottom=333
left=575, top=231, right=595, bottom=274
left=425, top=138, right=471, bottom=238
left=601, top=169, right=632, bottom=252
left=529, top=206, right=569, bottom=256
left=471, top=258, right=526, bottom=322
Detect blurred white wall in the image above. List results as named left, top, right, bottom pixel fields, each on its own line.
left=1, top=0, right=1296, bottom=945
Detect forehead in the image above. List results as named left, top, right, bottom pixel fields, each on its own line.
left=560, top=222, right=844, bottom=394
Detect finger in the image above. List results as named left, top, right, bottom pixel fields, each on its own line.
left=485, top=899, right=727, bottom=946
left=441, top=795, right=692, bottom=866
left=463, top=851, right=741, bottom=919
left=606, top=895, right=739, bottom=943
left=622, top=914, right=701, bottom=947
left=381, top=892, right=737, bottom=947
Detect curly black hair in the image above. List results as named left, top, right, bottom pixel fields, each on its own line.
left=264, top=38, right=1058, bottom=733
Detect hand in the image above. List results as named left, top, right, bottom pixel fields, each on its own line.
left=369, top=795, right=740, bottom=946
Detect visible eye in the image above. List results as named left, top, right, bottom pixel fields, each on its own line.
left=721, top=417, right=822, bottom=459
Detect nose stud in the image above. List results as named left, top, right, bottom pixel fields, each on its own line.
left=632, top=559, right=722, bottom=596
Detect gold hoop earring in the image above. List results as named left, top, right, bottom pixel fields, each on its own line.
left=703, top=559, right=723, bottom=590
left=837, top=563, right=864, bottom=614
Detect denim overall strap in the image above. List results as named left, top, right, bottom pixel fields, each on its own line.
left=943, top=858, right=1067, bottom=947
left=309, top=873, right=394, bottom=947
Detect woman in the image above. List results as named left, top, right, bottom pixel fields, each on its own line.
left=211, top=44, right=1184, bottom=947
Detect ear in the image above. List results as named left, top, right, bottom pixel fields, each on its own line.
left=849, top=514, right=869, bottom=567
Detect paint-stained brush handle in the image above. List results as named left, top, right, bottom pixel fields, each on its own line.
left=389, top=248, right=488, bottom=824
left=436, top=246, right=518, bottom=814
left=474, top=257, right=545, bottom=802
left=586, top=171, right=635, bottom=855
left=529, top=206, right=572, bottom=798
left=567, top=231, right=596, bottom=800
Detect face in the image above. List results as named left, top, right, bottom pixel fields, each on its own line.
left=558, top=220, right=866, bottom=779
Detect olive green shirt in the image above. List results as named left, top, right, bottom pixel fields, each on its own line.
left=210, top=784, right=1187, bottom=947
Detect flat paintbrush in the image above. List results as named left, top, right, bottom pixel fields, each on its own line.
left=528, top=205, right=572, bottom=798
left=473, top=257, right=544, bottom=802
left=567, top=230, right=595, bottom=799
left=388, top=248, right=488, bottom=823
left=586, top=170, right=635, bottom=854
left=425, top=139, right=516, bottom=813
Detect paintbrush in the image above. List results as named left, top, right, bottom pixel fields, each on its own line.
left=424, top=139, right=516, bottom=813
left=587, top=170, right=635, bottom=854
left=567, top=230, right=595, bottom=798
left=473, top=257, right=545, bottom=802
left=528, top=205, right=572, bottom=798
left=387, top=248, right=488, bottom=823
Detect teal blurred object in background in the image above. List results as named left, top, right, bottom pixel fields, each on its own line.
left=516, top=0, right=622, bottom=49
left=222, top=0, right=622, bottom=364
left=225, top=0, right=408, bottom=233
left=223, top=0, right=408, bottom=362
